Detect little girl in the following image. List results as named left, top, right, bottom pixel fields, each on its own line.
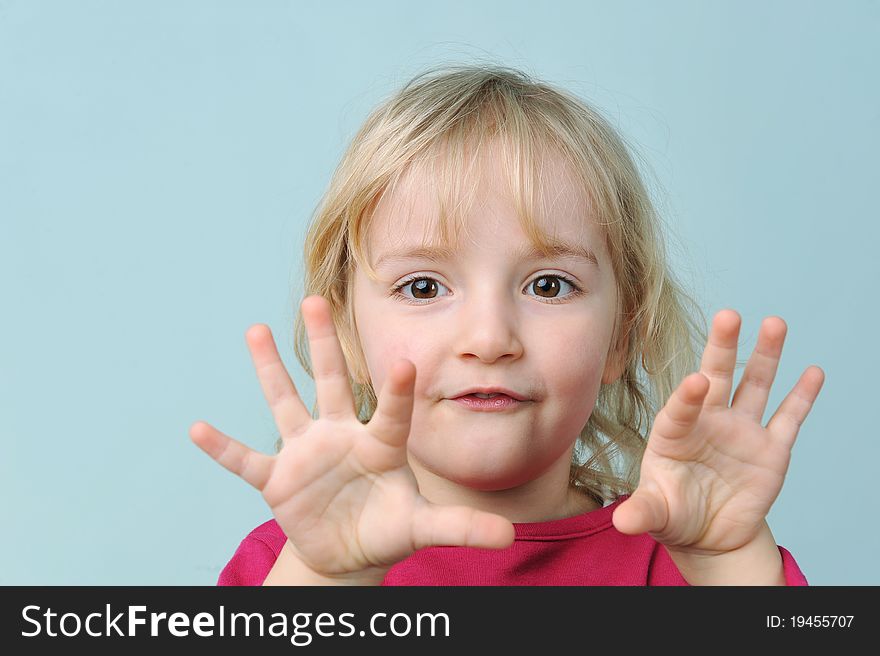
left=190, top=63, right=825, bottom=586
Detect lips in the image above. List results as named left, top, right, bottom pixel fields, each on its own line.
left=450, top=394, right=524, bottom=411
left=451, top=387, right=529, bottom=401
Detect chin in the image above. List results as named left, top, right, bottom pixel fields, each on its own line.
left=414, top=448, right=541, bottom=492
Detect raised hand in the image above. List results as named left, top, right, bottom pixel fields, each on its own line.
left=612, top=309, right=825, bottom=556
left=190, top=295, right=514, bottom=581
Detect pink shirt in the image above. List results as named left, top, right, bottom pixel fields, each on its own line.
left=217, top=495, right=808, bottom=586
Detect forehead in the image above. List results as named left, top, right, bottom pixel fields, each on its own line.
left=366, top=142, right=600, bottom=256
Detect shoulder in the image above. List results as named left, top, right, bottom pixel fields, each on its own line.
left=242, top=518, right=287, bottom=553
left=217, top=519, right=286, bottom=586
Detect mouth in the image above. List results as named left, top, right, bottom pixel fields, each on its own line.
left=450, top=387, right=529, bottom=402
left=447, top=393, right=528, bottom=412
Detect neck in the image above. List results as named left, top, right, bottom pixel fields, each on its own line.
left=408, top=455, right=602, bottom=523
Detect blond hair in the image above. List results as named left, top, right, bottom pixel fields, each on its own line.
left=282, top=63, right=708, bottom=507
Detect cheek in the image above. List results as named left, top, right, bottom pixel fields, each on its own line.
left=359, top=323, right=423, bottom=393
left=540, top=326, right=609, bottom=396
left=536, top=333, right=608, bottom=440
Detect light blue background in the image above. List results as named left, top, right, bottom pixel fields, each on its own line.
left=1, top=0, right=877, bottom=585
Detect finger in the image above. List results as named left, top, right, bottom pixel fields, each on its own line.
left=412, top=503, right=516, bottom=551
left=698, top=309, right=742, bottom=408
left=650, top=372, right=710, bottom=442
left=765, top=366, right=826, bottom=450
left=730, top=316, right=787, bottom=422
left=301, top=295, right=358, bottom=420
left=612, top=488, right=668, bottom=536
left=189, top=421, right=274, bottom=491
left=245, top=324, right=313, bottom=443
left=366, top=359, right=416, bottom=448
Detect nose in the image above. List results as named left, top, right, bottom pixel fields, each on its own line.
left=451, top=288, right=524, bottom=363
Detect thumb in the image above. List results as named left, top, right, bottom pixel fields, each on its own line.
left=612, top=488, right=668, bottom=536
left=411, top=503, right=516, bottom=551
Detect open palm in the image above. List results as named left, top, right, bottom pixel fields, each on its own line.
left=190, top=295, right=514, bottom=579
left=612, top=310, right=825, bottom=555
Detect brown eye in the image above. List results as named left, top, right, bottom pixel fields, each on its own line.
left=532, top=276, right=562, bottom=298
left=392, top=276, right=449, bottom=304
left=410, top=278, right=439, bottom=299
left=526, top=274, right=583, bottom=304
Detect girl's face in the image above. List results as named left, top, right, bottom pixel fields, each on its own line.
left=352, top=148, right=622, bottom=501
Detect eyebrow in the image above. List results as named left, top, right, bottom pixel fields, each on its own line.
left=375, top=241, right=600, bottom=269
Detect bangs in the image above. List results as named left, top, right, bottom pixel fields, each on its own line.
left=350, top=104, right=601, bottom=282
